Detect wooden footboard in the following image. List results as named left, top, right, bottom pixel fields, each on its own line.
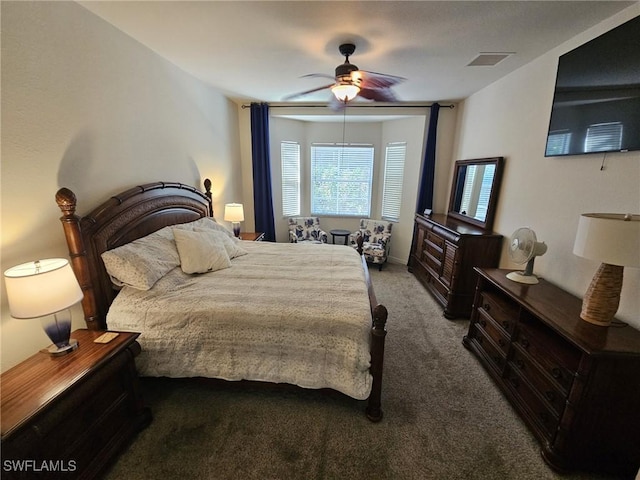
left=360, top=247, right=388, bottom=422
left=56, top=180, right=388, bottom=421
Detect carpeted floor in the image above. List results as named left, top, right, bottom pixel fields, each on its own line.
left=104, top=263, right=629, bottom=480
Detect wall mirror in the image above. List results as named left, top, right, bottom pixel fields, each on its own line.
left=447, top=157, right=504, bottom=230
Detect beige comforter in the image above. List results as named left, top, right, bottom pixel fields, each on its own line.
left=107, top=241, right=373, bottom=400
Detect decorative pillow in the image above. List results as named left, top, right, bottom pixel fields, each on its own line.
left=192, top=228, right=248, bottom=259
left=174, top=217, right=237, bottom=241
left=173, top=228, right=231, bottom=274
left=101, top=226, right=180, bottom=290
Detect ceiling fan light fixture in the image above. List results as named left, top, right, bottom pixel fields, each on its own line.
left=331, top=83, right=360, bottom=103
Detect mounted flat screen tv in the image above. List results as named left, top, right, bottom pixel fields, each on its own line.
left=545, top=15, right=640, bottom=157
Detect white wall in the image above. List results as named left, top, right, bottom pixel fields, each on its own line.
left=454, top=5, right=640, bottom=327
left=1, top=1, right=242, bottom=371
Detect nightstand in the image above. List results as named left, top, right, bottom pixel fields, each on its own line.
left=1, top=329, right=151, bottom=479
left=240, top=232, right=264, bottom=241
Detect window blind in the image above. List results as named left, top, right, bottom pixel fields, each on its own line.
left=281, top=141, right=300, bottom=217
left=585, top=122, right=623, bottom=152
left=381, top=142, right=406, bottom=222
left=310, top=144, right=374, bottom=217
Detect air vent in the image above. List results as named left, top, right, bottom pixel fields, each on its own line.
left=467, top=52, right=514, bottom=67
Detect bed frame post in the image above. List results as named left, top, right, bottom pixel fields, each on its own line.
left=366, top=304, right=388, bottom=422
left=360, top=251, right=388, bottom=422
left=203, top=178, right=213, bottom=217
left=56, top=188, right=101, bottom=330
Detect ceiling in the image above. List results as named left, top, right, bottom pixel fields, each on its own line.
left=78, top=1, right=634, bottom=109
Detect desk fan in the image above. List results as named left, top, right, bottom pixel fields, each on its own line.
left=506, top=227, right=547, bottom=284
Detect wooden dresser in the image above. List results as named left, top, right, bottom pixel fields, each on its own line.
left=1, top=329, right=151, bottom=479
left=409, top=213, right=502, bottom=318
left=463, top=268, right=640, bottom=476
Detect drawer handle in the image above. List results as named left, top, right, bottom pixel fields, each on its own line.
left=545, top=391, right=556, bottom=402
left=479, top=319, right=487, bottom=328
left=520, top=338, right=530, bottom=349
left=498, top=338, right=506, bottom=347
left=483, top=303, right=491, bottom=312
left=502, top=321, right=510, bottom=330
left=492, top=355, right=501, bottom=364
left=551, top=367, right=562, bottom=380
left=477, top=336, right=484, bottom=345
left=515, top=359, right=524, bottom=370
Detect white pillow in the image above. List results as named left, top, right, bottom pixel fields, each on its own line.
left=173, top=228, right=231, bottom=274
left=101, top=226, right=180, bottom=290
left=175, top=217, right=237, bottom=241
left=193, top=228, right=248, bottom=259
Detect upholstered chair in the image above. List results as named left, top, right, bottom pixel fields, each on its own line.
left=288, top=217, right=328, bottom=244
left=350, top=219, right=393, bottom=270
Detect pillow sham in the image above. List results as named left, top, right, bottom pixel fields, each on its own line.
left=175, top=217, right=237, bottom=241
left=101, top=225, right=180, bottom=290
left=192, top=228, right=248, bottom=259
left=173, top=228, right=231, bottom=274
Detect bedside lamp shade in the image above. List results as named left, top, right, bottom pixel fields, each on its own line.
left=224, top=203, right=244, bottom=238
left=573, top=213, right=640, bottom=326
left=4, top=259, right=83, bottom=355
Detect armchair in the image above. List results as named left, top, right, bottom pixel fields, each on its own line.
left=350, top=219, right=393, bottom=270
left=288, top=217, right=328, bottom=244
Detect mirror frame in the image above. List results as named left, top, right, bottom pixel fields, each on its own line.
left=447, top=156, right=504, bottom=231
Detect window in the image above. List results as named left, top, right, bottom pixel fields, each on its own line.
left=310, top=144, right=374, bottom=217
left=585, top=122, right=623, bottom=153
left=546, top=130, right=572, bottom=156
left=281, top=141, right=300, bottom=216
left=381, top=142, right=406, bottom=221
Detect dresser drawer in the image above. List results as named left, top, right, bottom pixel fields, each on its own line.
left=478, top=291, right=518, bottom=334
left=516, top=318, right=580, bottom=393
left=505, top=365, right=560, bottom=441
left=471, top=324, right=506, bottom=374
left=426, top=231, right=445, bottom=250
left=510, top=344, right=567, bottom=417
left=476, top=309, right=510, bottom=356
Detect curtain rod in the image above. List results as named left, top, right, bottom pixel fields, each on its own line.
left=241, top=103, right=455, bottom=109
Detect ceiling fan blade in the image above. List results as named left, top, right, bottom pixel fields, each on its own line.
left=283, top=83, right=335, bottom=101
left=359, top=87, right=399, bottom=102
left=301, top=73, right=336, bottom=81
left=359, top=70, right=406, bottom=89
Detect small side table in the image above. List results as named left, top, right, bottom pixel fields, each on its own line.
left=241, top=232, right=264, bottom=241
left=1, top=329, right=151, bottom=479
left=330, top=229, right=351, bottom=245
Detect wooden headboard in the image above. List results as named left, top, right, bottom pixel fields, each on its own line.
left=56, top=181, right=213, bottom=330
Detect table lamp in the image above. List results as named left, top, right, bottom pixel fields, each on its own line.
left=573, top=213, right=640, bottom=326
left=4, top=258, right=84, bottom=355
left=224, top=203, right=244, bottom=238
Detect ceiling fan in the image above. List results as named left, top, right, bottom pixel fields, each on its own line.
left=283, top=43, right=406, bottom=107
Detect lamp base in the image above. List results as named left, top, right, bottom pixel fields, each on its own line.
left=580, top=263, right=623, bottom=327
left=47, top=338, right=79, bottom=356
left=232, top=222, right=241, bottom=238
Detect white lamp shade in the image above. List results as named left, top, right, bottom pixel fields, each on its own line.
left=4, top=259, right=83, bottom=319
left=331, top=83, right=360, bottom=102
left=573, top=213, right=640, bottom=267
left=224, top=203, right=244, bottom=222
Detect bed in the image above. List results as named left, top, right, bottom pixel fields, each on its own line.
left=55, top=180, right=388, bottom=421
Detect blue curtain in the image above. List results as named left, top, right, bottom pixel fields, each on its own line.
left=416, top=102, right=441, bottom=214
left=409, top=103, right=441, bottom=266
left=250, top=102, right=276, bottom=242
